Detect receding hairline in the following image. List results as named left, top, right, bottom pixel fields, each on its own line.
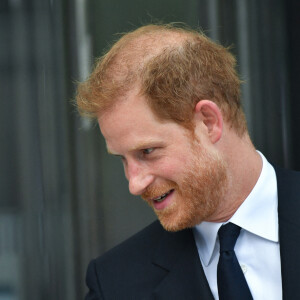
left=97, top=25, right=209, bottom=104
left=111, top=23, right=201, bottom=49
left=105, top=26, right=196, bottom=74
left=122, top=25, right=206, bottom=58
left=91, top=26, right=198, bottom=115
left=76, top=24, right=247, bottom=135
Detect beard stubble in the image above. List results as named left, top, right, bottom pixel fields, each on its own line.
left=142, top=143, right=228, bottom=231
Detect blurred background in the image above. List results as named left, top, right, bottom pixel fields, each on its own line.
left=0, top=0, right=299, bottom=299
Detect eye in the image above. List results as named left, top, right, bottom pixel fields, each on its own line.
left=142, top=148, right=154, bottom=155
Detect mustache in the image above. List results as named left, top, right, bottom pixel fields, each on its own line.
left=141, top=180, right=177, bottom=201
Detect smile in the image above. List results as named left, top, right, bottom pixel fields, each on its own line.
left=153, top=190, right=173, bottom=203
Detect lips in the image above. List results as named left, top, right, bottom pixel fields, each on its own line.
left=152, top=189, right=173, bottom=203
left=142, top=183, right=176, bottom=210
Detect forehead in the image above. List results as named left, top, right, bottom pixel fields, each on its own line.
left=97, top=91, right=188, bottom=153
left=98, top=92, right=164, bottom=139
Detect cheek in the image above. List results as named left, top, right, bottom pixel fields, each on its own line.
left=156, top=159, right=187, bottom=180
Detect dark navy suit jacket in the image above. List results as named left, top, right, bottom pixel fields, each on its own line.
left=85, top=167, right=300, bottom=299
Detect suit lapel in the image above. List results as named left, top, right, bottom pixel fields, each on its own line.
left=276, top=167, right=300, bottom=300
left=142, top=167, right=300, bottom=299
left=150, top=228, right=214, bottom=300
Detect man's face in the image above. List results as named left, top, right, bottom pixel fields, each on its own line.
left=98, top=91, right=228, bottom=231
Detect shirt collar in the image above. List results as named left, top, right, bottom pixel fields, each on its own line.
left=193, top=151, right=278, bottom=267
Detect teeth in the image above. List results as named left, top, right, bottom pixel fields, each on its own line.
left=154, top=190, right=171, bottom=202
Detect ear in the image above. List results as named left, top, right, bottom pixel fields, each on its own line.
left=194, top=100, right=223, bottom=144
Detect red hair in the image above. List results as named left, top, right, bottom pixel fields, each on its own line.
left=76, top=24, right=247, bottom=135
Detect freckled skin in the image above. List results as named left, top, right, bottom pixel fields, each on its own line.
left=98, top=91, right=229, bottom=231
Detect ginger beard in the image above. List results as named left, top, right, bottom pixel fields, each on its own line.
left=142, top=141, right=228, bottom=232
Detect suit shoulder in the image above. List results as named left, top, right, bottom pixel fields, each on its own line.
left=275, top=166, right=300, bottom=191
left=276, top=166, right=300, bottom=222
left=275, top=165, right=300, bottom=176
left=87, top=220, right=169, bottom=298
left=94, top=220, right=164, bottom=267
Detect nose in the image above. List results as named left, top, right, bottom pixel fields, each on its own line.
left=126, top=161, right=154, bottom=195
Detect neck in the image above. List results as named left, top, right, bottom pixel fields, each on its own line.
left=207, top=132, right=262, bottom=223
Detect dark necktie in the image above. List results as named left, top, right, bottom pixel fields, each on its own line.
left=217, top=222, right=253, bottom=300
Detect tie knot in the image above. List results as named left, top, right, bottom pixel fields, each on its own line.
left=218, top=222, right=241, bottom=252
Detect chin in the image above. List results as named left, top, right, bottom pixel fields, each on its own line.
left=156, top=208, right=205, bottom=232
left=158, top=217, right=202, bottom=232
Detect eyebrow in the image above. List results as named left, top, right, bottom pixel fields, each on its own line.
left=106, top=139, right=161, bottom=155
left=128, top=140, right=161, bottom=152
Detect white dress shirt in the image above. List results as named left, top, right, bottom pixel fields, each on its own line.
left=193, top=152, right=282, bottom=300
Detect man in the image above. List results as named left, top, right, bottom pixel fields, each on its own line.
left=76, top=24, right=300, bottom=299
